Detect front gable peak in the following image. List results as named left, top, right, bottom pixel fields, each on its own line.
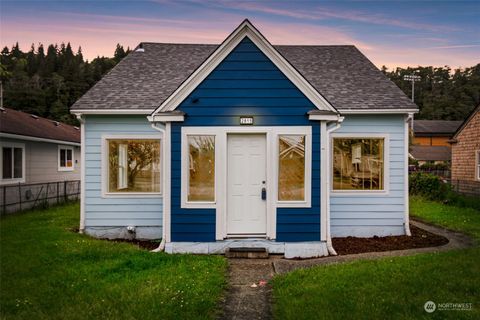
left=151, top=19, right=337, bottom=117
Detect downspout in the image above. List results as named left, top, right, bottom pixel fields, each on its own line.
left=404, top=113, right=414, bottom=236
left=150, top=122, right=167, bottom=252
left=75, top=114, right=86, bottom=233
left=325, top=117, right=344, bottom=255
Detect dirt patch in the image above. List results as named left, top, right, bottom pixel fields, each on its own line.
left=332, top=224, right=449, bottom=255
left=108, top=239, right=160, bottom=251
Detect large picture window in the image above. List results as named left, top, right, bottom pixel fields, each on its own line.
left=58, top=146, right=74, bottom=171
left=106, top=139, right=161, bottom=193
left=1, top=143, right=24, bottom=183
left=278, top=135, right=305, bottom=201
left=333, top=138, right=385, bottom=191
left=188, top=135, right=215, bottom=202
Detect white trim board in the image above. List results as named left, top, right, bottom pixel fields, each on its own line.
left=151, top=19, right=337, bottom=116
left=72, top=109, right=154, bottom=115
left=329, top=133, right=390, bottom=196
left=180, top=126, right=312, bottom=241
left=57, top=145, right=75, bottom=172
left=100, top=134, right=163, bottom=198
left=0, top=132, right=80, bottom=147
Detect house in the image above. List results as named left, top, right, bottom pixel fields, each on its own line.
left=410, top=120, right=461, bottom=164
left=0, top=107, right=81, bottom=185
left=413, top=120, right=462, bottom=146
left=409, top=145, right=451, bottom=165
left=449, top=105, right=480, bottom=196
left=70, top=20, right=418, bottom=258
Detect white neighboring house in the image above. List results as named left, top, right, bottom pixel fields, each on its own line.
left=0, top=107, right=81, bottom=213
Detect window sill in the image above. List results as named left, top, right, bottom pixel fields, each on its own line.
left=102, top=192, right=163, bottom=198
left=276, top=201, right=311, bottom=208
left=330, top=190, right=389, bottom=196
left=181, top=201, right=216, bottom=209
left=58, top=167, right=74, bottom=172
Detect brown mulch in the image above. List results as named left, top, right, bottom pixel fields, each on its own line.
left=332, top=224, right=449, bottom=255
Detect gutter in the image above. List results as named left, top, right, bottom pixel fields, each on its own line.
left=404, top=113, right=414, bottom=236
left=325, top=118, right=344, bottom=255
left=150, top=122, right=167, bottom=252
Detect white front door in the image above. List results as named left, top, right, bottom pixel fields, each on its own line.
left=227, top=134, right=267, bottom=236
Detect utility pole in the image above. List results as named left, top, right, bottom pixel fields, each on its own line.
left=403, top=74, right=421, bottom=102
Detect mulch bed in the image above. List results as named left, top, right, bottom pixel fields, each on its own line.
left=332, top=224, right=449, bottom=255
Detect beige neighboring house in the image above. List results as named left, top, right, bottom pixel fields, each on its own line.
left=450, top=105, right=480, bottom=195
left=0, top=107, right=81, bottom=185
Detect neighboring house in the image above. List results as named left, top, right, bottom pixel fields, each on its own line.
left=70, top=20, right=418, bottom=258
left=450, top=105, right=480, bottom=195
left=413, top=120, right=462, bottom=146
left=409, top=145, right=451, bottom=165
left=0, top=107, right=81, bottom=185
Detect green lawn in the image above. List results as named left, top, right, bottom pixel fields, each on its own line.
left=0, top=203, right=227, bottom=320
left=272, top=197, right=480, bottom=320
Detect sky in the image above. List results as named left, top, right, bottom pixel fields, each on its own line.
left=1, top=0, right=479, bottom=70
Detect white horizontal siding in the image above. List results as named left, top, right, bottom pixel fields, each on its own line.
left=84, top=115, right=164, bottom=229
left=330, top=115, right=407, bottom=237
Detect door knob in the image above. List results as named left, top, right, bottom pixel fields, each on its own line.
left=261, top=187, right=267, bottom=200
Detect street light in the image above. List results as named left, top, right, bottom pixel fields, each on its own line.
left=403, top=74, right=421, bottom=102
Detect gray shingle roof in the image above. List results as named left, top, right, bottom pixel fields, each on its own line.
left=71, top=42, right=417, bottom=112
left=413, top=120, right=462, bottom=136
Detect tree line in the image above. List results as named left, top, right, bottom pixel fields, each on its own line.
left=0, top=42, right=479, bottom=124
left=382, top=64, right=480, bottom=120
left=0, top=43, right=130, bottom=125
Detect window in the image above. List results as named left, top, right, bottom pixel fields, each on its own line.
left=1, top=142, right=25, bottom=184
left=58, top=146, right=74, bottom=171
left=333, top=137, right=385, bottom=191
left=106, top=139, right=161, bottom=194
left=278, top=135, right=305, bottom=201
left=187, top=135, right=215, bottom=202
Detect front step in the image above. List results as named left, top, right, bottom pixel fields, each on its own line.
left=225, top=247, right=269, bottom=259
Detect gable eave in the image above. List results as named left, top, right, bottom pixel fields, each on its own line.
left=151, top=19, right=337, bottom=117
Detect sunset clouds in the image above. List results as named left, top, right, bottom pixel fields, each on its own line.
left=1, top=1, right=479, bottom=69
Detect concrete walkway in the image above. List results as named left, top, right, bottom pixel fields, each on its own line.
left=218, top=219, right=474, bottom=319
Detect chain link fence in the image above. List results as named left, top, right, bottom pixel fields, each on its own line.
left=0, top=180, right=80, bottom=215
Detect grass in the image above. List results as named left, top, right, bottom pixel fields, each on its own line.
left=0, top=203, right=227, bottom=320
left=272, top=197, right=480, bottom=320
left=410, top=195, right=480, bottom=240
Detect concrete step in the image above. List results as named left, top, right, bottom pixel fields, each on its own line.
left=225, top=247, right=269, bottom=259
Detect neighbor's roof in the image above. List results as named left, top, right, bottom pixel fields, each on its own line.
left=71, top=42, right=417, bottom=112
left=0, top=107, right=80, bottom=143
left=410, top=145, right=451, bottom=161
left=413, top=120, right=463, bottom=137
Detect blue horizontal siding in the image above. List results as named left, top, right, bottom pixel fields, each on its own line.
left=84, top=115, right=164, bottom=230
left=171, top=37, right=321, bottom=242
left=330, top=115, right=407, bottom=237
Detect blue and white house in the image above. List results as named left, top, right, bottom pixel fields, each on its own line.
left=71, top=20, right=418, bottom=258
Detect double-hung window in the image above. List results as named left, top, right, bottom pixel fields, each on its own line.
left=332, top=136, right=387, bottom=192
left=58, top=146, right=74, bottom=171
left=1, top=142, right=25, bottom=184
left=187, top=135, right=215, bottom=203
left=104, top=137, right=161, bottom=195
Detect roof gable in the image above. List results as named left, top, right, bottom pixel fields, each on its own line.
left=151, top=19, right=337, bottom=116
left=453, top=104, right=480, bottom=139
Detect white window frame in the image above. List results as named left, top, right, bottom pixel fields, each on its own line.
left=330, top=133, right=390, bottom=195
left=180, top=126, right=312, bottom=240
left=58, top=145, right=75, bottom=171
left=476, top=150, right=480, bottom=181
left=0, top=141, right=26, bottom=185
left=101, top=134, right=163, bottom=198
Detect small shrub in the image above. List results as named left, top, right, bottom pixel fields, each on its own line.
left=409, top=173, right=450, bottom=200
